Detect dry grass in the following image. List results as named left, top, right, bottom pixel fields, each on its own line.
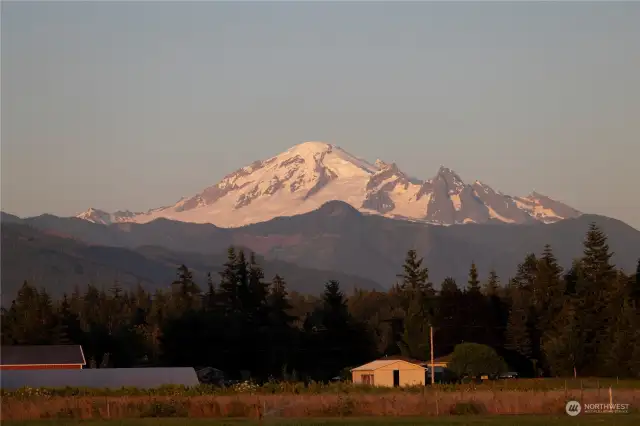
left=2, top=389, right=639, bottom=421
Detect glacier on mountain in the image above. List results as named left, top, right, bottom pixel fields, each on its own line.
left=76, top=141, right=581, bottom=227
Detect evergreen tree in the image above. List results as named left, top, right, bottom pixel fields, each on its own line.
left=170, top=265, right=201, bottom=314
left=397, top=249, right=432, bottom=294
left=394, top=251, right=433, bottom=359
left=235, top=250, right=250, bottom=312
left=219, top=247, right=240, bottom=312
left=266, top=274, right=296, bottom=378
left=322, top=280, right=350, bottom=330
left=435, top=277, right=464, bottom=353
left=467, top=262, right=481, bottom=294
left=581, top=223, right=616, bottom=285
left=204, top=272, right=217, bottom=311
left=441, top=277, right=460, bottom=295
left=248, top=252, right=269, bottom=323
left=131, top=283, right=151, bottom=326
left=505, top=288, right=532, bottom=359
left=512, top=254, right=538, bottom=292
left=604, top=300, right=639, bottom=377
left=55, top=294, right=83, bottom=345
left=482, top=269, right=506, bottom=349
left=316, top=280, right=375, bottom=378
left=579, top=224, right=617, bottom=372
left=630, top=258, right=640, bottom=307
left=563, top=260, right=582, bottom=296
left=1, top=302, right=18, bottom=345
left=460, top=262, right=492, bottom=346
left=482, top=269, right=500, bottom=297
left=268, top=275, right=295, bottom=328
left=530, top=245, right=564, bottom=372
left=543, top=300, right=585, bottom=376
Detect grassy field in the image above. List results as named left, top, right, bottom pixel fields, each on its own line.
left=3, top=414, right=640, bottom=426
left=2, top=389, right=639, bottom=421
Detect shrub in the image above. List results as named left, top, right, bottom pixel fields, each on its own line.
left=448, top=343, right=508, bottom=378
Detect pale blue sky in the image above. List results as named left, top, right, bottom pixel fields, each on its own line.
left=2, top=1, right=639, bottom=229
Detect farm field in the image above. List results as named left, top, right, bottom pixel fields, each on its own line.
left=4, top=414, right=640, bottom=426
left=2, top=388, right=639, bottom=421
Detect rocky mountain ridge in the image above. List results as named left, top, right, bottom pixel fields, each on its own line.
left=76, top=141, right=581, bottom=227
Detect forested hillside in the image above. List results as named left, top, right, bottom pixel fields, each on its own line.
left=2, top=224, right=639, bottom=380
left=6, top=202, right=640, bottom=291
left=0, top=221, right=382, bottom=303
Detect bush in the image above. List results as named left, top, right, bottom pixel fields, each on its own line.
left=449, top=401, right=487, bottom=415
left=448, top=343, right=508, bottom=378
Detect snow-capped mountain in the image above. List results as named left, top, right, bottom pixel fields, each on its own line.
left=76, top=141, right=581, bottom=227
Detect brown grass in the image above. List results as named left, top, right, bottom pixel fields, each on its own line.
left=2, top=389, right=639, bottom=421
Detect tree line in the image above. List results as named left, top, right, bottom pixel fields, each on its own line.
left=2, top=224, right=639, bottom=380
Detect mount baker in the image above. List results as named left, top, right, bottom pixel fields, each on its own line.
left=77, top=141, right=581, bottom=228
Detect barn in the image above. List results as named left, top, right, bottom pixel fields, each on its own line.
left=351, top=359, right=427, bottom=387
left=0, top=345, right=86, bottom=370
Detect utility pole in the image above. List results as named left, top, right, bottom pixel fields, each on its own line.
left=430, top=326, right=435, bottom=385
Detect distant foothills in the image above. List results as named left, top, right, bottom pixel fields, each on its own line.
left=1, top=198, right=639, bottom=302
left=72, top=142, right=582, bottom=228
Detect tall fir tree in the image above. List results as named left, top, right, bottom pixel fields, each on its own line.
left=219, top=247, right=240, bottom=312
left=579, top=224, right=617, bottom=372
left=322, top=280, right=350, bottom=330
left=248, top=252, right=270, bottom=323
left=467, top=262, right=481, bottom=294
left=204, top=272, right=217, bottom=311
left=396, top=250, right=433, bottom=360
left=268, top=275, right=296, bottom=328
left=397, top=249, right=432, bottom=294
left=435, top=277, right=464, bottom=354
left=170, top=265, right=201, bottom=314
left=235, top=250, right=250, bottom=312
left=482, top=269, right=500, bottom=297
left=505, top=286, right=532, bottom=359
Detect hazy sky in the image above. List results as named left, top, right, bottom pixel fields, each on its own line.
left=2, top=1, right=639, bottom=229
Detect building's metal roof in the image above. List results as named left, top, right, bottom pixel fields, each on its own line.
left=0, top=367, right=200, bottom=390
left=0, top=345, right=86, bottom=366
left=351, top=359, right=426, bottom=371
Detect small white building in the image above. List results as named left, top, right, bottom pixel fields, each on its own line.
left=351, top=359, right=427, bottom=387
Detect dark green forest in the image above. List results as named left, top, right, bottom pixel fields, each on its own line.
left=2, top=224, right=639, bottom=380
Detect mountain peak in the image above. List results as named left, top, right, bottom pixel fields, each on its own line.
left=71, top=142, right=582, bottom=228
left=286, top=141, right=333, bottom=155
left=375, top=159, right=389, bottom=169
left=316, top=200, right=362, bottom=217
left=436, top=165, right=461, bottom=179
